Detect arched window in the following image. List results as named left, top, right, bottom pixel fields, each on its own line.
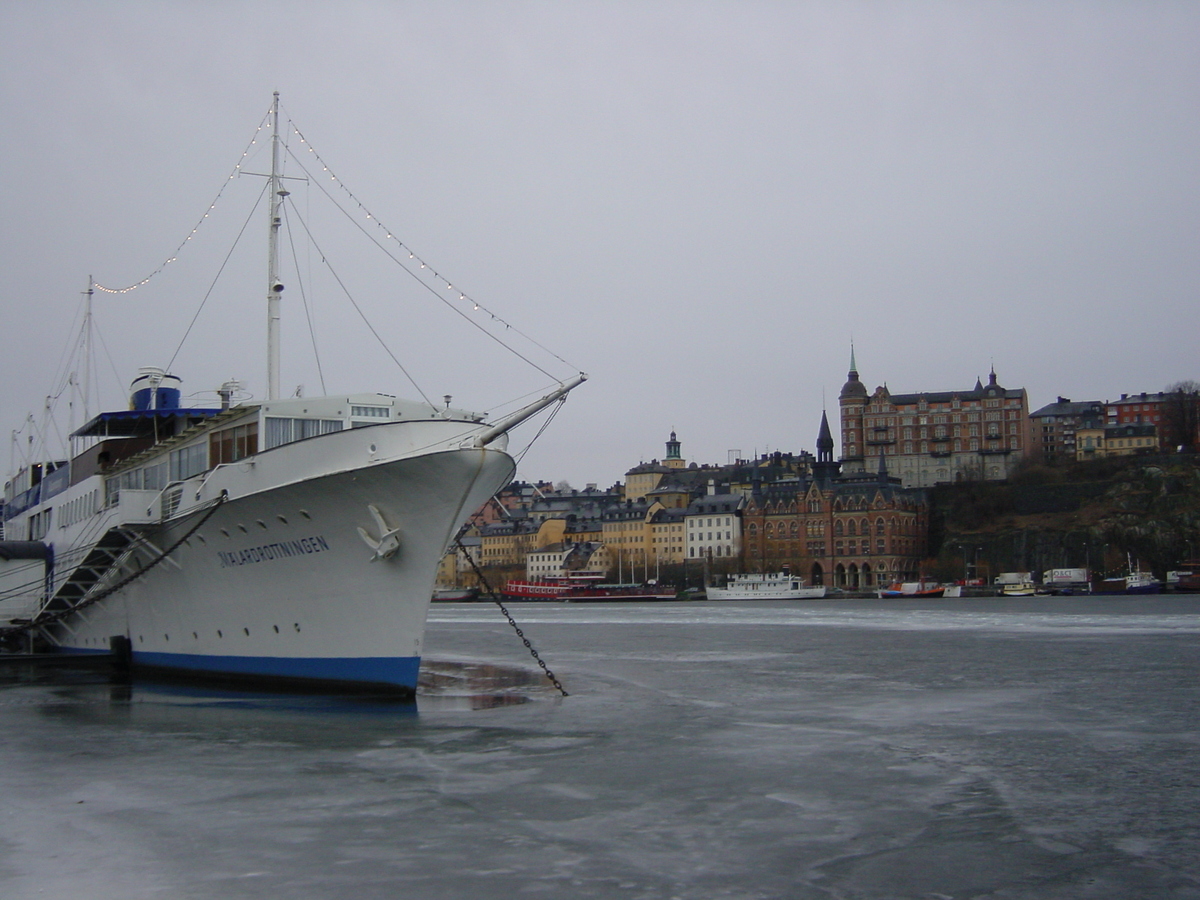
left=848, top=520, right=857, bottom=536
left=835, top=520, right=844, bottom=537
left=876, top=517, right=885, bottom=535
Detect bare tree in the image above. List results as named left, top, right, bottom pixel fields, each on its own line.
left=1162, top=381, right=1200, bottom=452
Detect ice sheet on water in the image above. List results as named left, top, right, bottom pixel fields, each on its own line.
left=3, top=597, right=1199, bottom=898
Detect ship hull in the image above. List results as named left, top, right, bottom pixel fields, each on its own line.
left=47, top=431, right=515, bottom=696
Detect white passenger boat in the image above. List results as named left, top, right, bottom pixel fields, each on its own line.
left=706, top=572, right=827, bottom=600
left=0, top=95, right=585, bottom=694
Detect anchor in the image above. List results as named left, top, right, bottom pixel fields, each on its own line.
left=357, top=504, right=401, bottom=562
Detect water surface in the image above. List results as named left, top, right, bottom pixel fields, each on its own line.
left=2, top=597, right=1198, bottom=898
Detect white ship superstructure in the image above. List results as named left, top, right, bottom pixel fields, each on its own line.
left=0, top=95, right=585, bottom=694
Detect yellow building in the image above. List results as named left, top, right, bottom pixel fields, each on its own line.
left=623, top=462, right=673, bottom=502
left=1077, top=423, right=1158, bottom=460
left=648, top=506, right=688, bottom=564
left=602, top=499, right=663, bottom=574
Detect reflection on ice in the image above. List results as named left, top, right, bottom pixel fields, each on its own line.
left=418, top=659, right=553, bottom=710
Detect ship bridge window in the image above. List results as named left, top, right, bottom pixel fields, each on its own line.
left=351, top=406, right=390, bottom=418
left=265, top=417, right=344, bottom=449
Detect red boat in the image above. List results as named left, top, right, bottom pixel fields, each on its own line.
left=878, top=580, right=945, bottom=599
left=502, top=576, right=675, bottom=602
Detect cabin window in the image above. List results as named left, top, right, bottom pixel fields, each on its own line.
left=264, top=417, right=343, bottom=449
left=211, top=422, right=259, bottom=465
left=28, top=508, right=51, bottom=540
left=170, top=443, right=208, bottom=482
left=350, top=405, right=390, bottom=418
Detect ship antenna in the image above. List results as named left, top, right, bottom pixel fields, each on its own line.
left=267, top=91, right=284, bottom=400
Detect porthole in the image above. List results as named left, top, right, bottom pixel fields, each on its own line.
left=299, top=510, right=312, bottom=520
left=256, top=520, right=267, bottom=530
left=237, top=524, right=248, bottom=533
left=217, top=630, right=223, bottom=638
left=192, top=632, right=198, bottom=639
left=243, top=627, right=250, bottom=636
left=277, top=515, right=288, bottom=525
left=138, top=635, right=144, bottom=643
left=164, top=634, right=169, bottom=642
left=273, top=625, right=279, bottom=633
left=197, top=534, right=207, bottom=544
left=220, top=528, right=230, bottom=538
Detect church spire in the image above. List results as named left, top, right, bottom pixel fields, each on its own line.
left=840, top=343, right=868, bottom=400
left=817, top=410, right=835, bottom=463
left=813, top=410, right=840, bottom=485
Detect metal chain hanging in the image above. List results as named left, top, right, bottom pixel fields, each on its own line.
left=455, top=535, right=568, bottom=697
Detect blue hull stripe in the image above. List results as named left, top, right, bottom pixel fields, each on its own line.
left=62, top=647, right=420, bottom=689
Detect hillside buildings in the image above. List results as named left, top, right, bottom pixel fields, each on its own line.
left=1033, top=390, right=1200, bottom=461
left=1029, top=397, right=1106, bottom=463
left=839, top=351, right=1032, bottom=489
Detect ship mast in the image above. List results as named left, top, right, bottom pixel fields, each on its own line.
left=266, top=91, right=285, bottom=400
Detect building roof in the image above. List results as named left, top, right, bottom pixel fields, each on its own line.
left=1029, top=398, right=1104, bottom=419
left=687, top=493, right=745, bottom=515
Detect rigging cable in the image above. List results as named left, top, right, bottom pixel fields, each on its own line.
left=280, top=199, right=436, bottom=408
left=164, top=183, right=269, bottom=375
left=280, top=201, right=328, bottom=395
left=281, top=119, right=582, bottom=380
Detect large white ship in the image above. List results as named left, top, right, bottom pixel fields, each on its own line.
left=0, top=95, right=585, bottom=694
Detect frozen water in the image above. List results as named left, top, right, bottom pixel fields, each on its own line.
left=2, top=596, right=1200, bottom=899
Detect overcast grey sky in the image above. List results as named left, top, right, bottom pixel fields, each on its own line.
left=2, top=2, right=1197, bottom=489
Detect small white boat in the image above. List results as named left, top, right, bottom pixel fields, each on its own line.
left=706, top=573, right=826, bottom=600
left=1000, top=581, right=1045, bottom=597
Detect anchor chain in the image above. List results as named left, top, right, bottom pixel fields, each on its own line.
left=0, top=492, right=228, bottom=640
left=455, top=535, right=568, bottom=697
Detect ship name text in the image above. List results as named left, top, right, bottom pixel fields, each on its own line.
left=217, top=535, right=331, bottom=568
